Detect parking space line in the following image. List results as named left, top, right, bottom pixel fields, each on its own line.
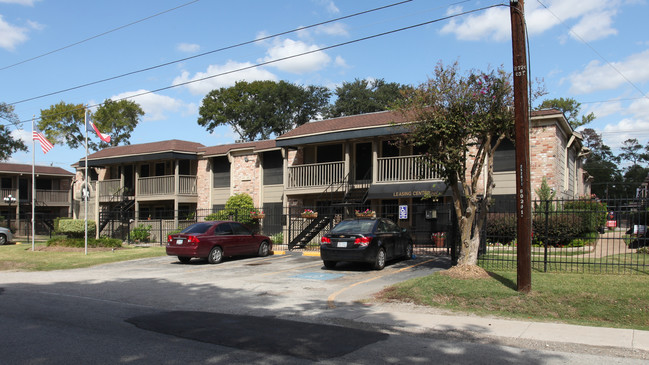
left=326, top=258, right=436, bottom=309
left=258, top=262, right=324, bottom=277
left=184, top=254, right=292, bottom=273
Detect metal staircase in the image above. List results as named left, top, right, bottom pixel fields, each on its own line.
left=98, top=187, right=135, bottom=232
left=288, top=215, right=333, bottom=250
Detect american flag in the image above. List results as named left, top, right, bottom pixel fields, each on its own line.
left=33, top=128, right=54, bottom=154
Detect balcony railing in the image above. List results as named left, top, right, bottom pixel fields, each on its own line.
left=288, top=161, right=344, bottom=189
left=377, top=155, right=442, bottom=182
left=35, top=190, right=70, bottom=203
left=98, top=179, right=121, bottom=198
left=138, top=175, right=197, bottom=197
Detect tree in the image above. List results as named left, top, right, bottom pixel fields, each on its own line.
left=580, top=128, right=622, bottom=198
left=537, top=97, right=594, bottom=129
left=0, top=102, right=28, bottom=161
left=398, top=61, right=514, bottom=267
left=38, top=99, right=144, bottom=151
left=325, top=78, right=412, bottom=118
left=198, top=80, right=330, bottom=142
left=619, top=138, right=643, bottom=167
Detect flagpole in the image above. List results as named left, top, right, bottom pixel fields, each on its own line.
left=31, top=116, right=35, bottom=252
left=84, top=107, right=88, bottom=256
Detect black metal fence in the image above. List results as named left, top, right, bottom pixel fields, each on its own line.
left=480, top=197, right=649, bottom=274
left=97, top=202, right=457, bottom=258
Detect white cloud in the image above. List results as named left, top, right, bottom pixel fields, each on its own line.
left=603, top=118, right=649, bottom=148
left=334, top=55, right=348, bottom=68
left=628, top=98, right=649, bottom=123
left=262, top=38, right=331, bottom=74
left=110, top=90, right=187, bottom=122
left=440, top=7, right=510, bottom=41
left=0, top=15, right=29, bottom=51
left=11, top=128, right=30, bottom=145
left=177, top=43, right=200, bottom=53
left=441, top=0, right=622, bottom=42
left=588, top=101, right=623, bottom=119
left=173, top=60, right=278, bottom=95
left=315, top=22, right=348, bottom=37
left=568, top=49, right=649, bottom=94
left=315, top=0, right=339, bottom=14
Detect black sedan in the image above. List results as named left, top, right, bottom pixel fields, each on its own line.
left=320, top=218, right=413, bottom=270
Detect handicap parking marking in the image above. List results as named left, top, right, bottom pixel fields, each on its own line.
left=292, top=272, right=344, bottom=281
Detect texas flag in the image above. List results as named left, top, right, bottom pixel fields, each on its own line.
left=86, top=116, right=111, bottom=143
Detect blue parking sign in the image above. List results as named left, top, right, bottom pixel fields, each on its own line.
left=399, top=205, right=408, bottom=219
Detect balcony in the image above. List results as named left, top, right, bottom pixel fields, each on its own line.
left=287, top=156, right=442, bottom=190
left=377, top=155, right=442, bottom=183
left=1, top=188, right=70, bottom=205
left=287, top=161, right=344, bottom=189
left=96, top=175, right=197, bottom=201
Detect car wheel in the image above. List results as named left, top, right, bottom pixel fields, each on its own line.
left=207, top=246, right=223, bottom=264
left=0, top=234, right=6, bottom=245
left=177, top=256, right=191, bottom=264
left=373, top=248, right=386, bottom=270
left=323, top=260, right=337, bottom=269
left=405, top=242, right=413, bottom=259
left=258, top=241, right=270, bottom=257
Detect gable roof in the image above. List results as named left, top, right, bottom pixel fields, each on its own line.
left=78, top=139, right=205, bottom=167
left=276, top=110, right=412, bottom=147
left=201, top=140, right=277, bottom=157
left=0, top=162, right=73, bottom=176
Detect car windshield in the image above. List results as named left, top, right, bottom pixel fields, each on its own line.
left=331, top=220, right=375, bottom=235
left=181, top=222, right=213, bottom=234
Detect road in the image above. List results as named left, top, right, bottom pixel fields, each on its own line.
left=0, top=252, right=646, bottom=364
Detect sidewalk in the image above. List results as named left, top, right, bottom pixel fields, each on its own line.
left=347, top=303, right=649, bottom=353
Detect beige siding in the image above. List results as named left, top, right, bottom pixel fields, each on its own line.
left=263, top=184, right=283, bottom=203
left=211, top=187, right=230, bottom=205
left=493, top=171, right=516, bottom=195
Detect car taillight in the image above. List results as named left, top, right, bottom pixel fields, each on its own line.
left=321, top=236, right=331, bottom=244
left=188, top=236, right=200, bottom=244
left=167, top=235, right=174, bottom=243
left=354, top=236, right=371, bottom=246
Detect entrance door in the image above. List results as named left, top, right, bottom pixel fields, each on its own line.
left=354, top=142, right=372, bottom=183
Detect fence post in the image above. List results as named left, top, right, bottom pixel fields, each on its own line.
left=159, top=218, right=163, bottom=246
left=543, top=199, right=549, bottom=273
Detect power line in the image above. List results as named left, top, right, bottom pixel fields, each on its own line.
left=9, top=3, right=506, bottom=127
left=0, top=0, right=201, bottom=72
left=535, top=0, right=649, bottom=102
left=8, top=0, right=415, bottom=106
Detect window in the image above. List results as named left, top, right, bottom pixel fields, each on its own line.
left=155, top=163, right=165, bottom=176
left=262, top=150, right=283, bottom=185
left=382, top=140, right=400, bottom=157
left=231, top=222, right=252, bottom=235
left=493, top=139, right=515, bottom=172
left=214, top=222, right=233, bottom=235
left=179, top=160, right=191, bottom=175
left=317, top=144, right=343, bottom=163
left=212, top=157, right=230, bottom=188
left=1, top=177, right=12, bottom=189
left=140, top=164, right=150, bottom=178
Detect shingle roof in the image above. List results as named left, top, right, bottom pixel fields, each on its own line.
left=277, top=110, right=410, bottom=140
left=277, top=109, right=566, bottom=140
left=84, top=139, right=205, bottom=161
left=201, top=140, right=277, bottom=156
left=0, top=162, right=73, bottom=176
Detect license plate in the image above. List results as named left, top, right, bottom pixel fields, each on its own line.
left=337, top=242, right=346, bottom=248
left=176, top=239, right=183, bottom=245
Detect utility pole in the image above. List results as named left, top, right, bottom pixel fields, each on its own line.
left=510, top=0, right=531, bottom=292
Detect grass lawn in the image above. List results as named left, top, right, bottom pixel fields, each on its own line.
left=377, top=269, right=649, bottom=331
left=0, top=241, right=167, bottom=271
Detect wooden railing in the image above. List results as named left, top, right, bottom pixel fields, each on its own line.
left=138, top=175, right=174, bottom=196
left=377, top=155, right=442, bottom=182
left=35, top=190, right=70, bottom=203
left=178, top=175, right=197, bottom=195
left=98, top=179, right=121, bottom=198
left=288, top=161, right=344, bottom=189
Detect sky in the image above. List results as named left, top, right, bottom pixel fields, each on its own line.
left=1, top=0, right=648, bottom=173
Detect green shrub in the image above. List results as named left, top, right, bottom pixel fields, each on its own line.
left=205, top=193, right=256, bottom=224
left=486, top=214, right=516, bottom=244
left=130, top=224, right=152, bottom=242
left=56, top=219, right=96, bottom=238
left=563, top=199, right=607, bottom=233
left=270, top=232, right=283, bottom=244
left=533, top=213, right=583, bottom=247
left=46, top=236, right=122, bottom=248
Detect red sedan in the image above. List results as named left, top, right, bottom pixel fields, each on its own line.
left=166, top=221, right=272, bottom=264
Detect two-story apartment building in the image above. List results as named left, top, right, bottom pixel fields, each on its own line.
left=0, top=162, right=74, bottom=233
left=73, top=108, right=590, bottom=243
